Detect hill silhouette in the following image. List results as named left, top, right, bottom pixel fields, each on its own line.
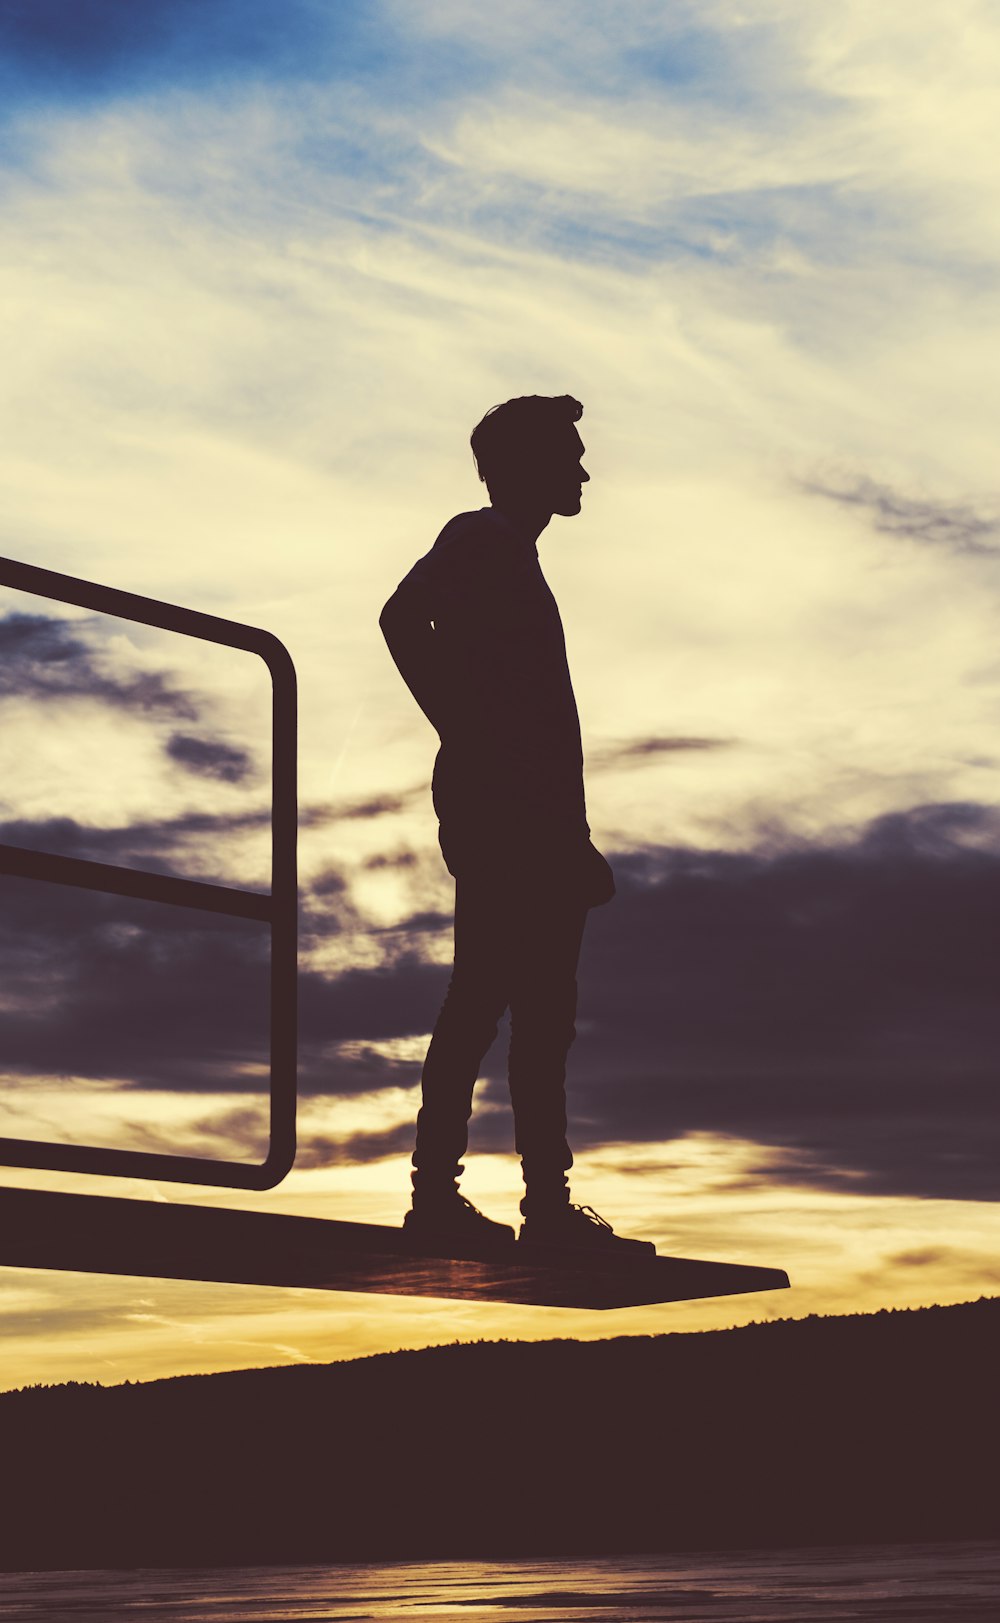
left=2, top=1297, right=996, bottom=1570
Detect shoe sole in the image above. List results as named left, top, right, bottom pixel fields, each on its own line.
left=401, top=1220, right=516, bottom=1257
left=517, top=1231, right=657, bottom=1263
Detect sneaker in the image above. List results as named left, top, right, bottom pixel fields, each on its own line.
left=518, top=1203, right=656, bottom=1260
left=402, top=1191, right=515, bottom=1250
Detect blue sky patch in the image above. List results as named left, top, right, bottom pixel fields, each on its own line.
left=0, top=0, right=492, bottom=109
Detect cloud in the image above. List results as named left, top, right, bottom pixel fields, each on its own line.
left=804, top=476, right=1000, bottom=555
left=165, top=732, right=253, bottom=784
left=1, top=790, right=998, bottom=1203
left=0, top=612, right=263, bottom=816
left=590, top=735, right=735, bottom=770
left=0, top=811, right=269, bottom=873
left=890, top=1248, right=950, bottom=1269
left=293, top=1120, right=415, bottom=1170
left=0, top=791, right=419, bottom=892
left=364, top=849, right=418, bottom=869
left=551, top=1077, right=999, bottom=1206
left=0, top=807, right=442, bottom=1097
left=307, top=802, right=1000, bottom=1203
left=310, top=868, right=348, bottom=895
left=302, top=791, right=423, bottom=825
left=0, top=613, right=196, bottom=717
left=0, top=872, right=271, bottom=1091
left=570, top=801, right=1000, bottom=1090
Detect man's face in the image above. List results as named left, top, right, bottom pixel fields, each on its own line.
left=543, top=425, right=590, bottom=517
left=495, top=422, right=590, bottom=518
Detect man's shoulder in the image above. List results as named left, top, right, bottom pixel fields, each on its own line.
left=433, top=507, right=506, bottom=552
left=396, top=509, right=529, bottom=610
left=411, top=508, right=513, bottom=579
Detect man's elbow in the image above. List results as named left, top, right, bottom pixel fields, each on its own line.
left=380, top=586, right=434, bottom=648
left=380, top=593, right=410, bottom=652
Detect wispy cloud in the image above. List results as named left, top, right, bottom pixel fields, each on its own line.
left=0, top=606, right=273, bottom=874
left=0, top=613, right=196, bottom=716
left=0, top=810, right=268, bottom=867
left=164, top=731, right=254, bottom=783
left=590, top=734, right=735, bottom=770
left=804, top=476, right=1000, bottom=555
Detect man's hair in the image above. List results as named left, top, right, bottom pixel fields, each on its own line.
left=470, top=394, right=583, bottom=488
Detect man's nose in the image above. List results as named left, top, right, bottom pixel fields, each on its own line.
left=580, top=467, right=590, bottom=483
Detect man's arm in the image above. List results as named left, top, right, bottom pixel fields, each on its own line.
left=379, top=579, right=450, bottom=736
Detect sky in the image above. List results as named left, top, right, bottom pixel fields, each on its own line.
left=0, top=0, right=998, bottom=1388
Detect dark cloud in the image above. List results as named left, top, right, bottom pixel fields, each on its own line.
left=0, top=811, right=269, bottom=884
left=0, top=612, right=263, bottom=797
left=0, top=870, right=271, bottom=1090
left=294, top=1122, right=416, bottom=1171
left=370, top=909, right=450, bottom=935
left=298, top=801, right=1000, bottom=1202
left=890, top=1249, right=950, bottom=1269
left=805, top=476, right=999, bottom=555
left=310, top=869, right=348, bottom=897
left=537, top=1077, right=997, bottom=1205
left=883, top=1248, right=1000, bottom=1288
left=0, top=613, right=197, bottom=718
left=571, top=804, right=1000, bottom=1088
left=590, top=735, right=735, bottom=769
left=301, top=788, right=423, bottom=826
left=298, top=959, right=447, bottom=1069
left=165, top=732, right=254, bottom=785
left=0, top=822, right=443, bottom=1101
left=556, top=804, right=1000, bottom=1201
left=3, top=799, right=999, bottom=1203
left=0, top=793, right=414, bottom=879
left=137, top=1102, right=269, bottom=1163
left=0, top=802, right=389, bottom=943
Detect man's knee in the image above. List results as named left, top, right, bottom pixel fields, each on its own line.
left=510, top=984, right=579, bottom=1056
left=434, top=972, right=507, bottom=1047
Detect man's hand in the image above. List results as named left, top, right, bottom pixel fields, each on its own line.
left=489, top=833, right=615, bottom=907
left=581, top=840, right=616, bottom=907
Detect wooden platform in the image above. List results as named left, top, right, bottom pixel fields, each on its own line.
left=0, top=1186, right=789, bottom=1310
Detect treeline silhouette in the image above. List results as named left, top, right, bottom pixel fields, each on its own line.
left=2, top=1298, right=995, bottom=1570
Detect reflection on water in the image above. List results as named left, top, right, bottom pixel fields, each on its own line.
left=1, top=1542, right=998, bottom=1621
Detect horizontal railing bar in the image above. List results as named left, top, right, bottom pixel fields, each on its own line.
left=0, top=842, right=272, bottom=923
left=0, top=1136, right=288, bottom=1191
left=0, top=554, right=283, bottom=665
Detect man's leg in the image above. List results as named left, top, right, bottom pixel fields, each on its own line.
left=411, top=867, right=513, bottom=1204
left=510, top=864, right=656, bottom=1259
left=507, top=884, right=587, bottom=1214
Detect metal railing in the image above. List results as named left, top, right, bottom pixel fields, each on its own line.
left=0, top=556, right=297, bottom=1190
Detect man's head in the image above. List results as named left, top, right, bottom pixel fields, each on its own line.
left=470, top=394, right=589, bottom=518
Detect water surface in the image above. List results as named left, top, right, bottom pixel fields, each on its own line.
left=2, top=1541, right=998, bottom=1621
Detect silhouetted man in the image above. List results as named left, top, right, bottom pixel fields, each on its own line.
left=380, top=395, right=652, bottom=1257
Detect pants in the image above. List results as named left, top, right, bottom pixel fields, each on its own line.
left=412, top=858, right=591, bottom=1188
